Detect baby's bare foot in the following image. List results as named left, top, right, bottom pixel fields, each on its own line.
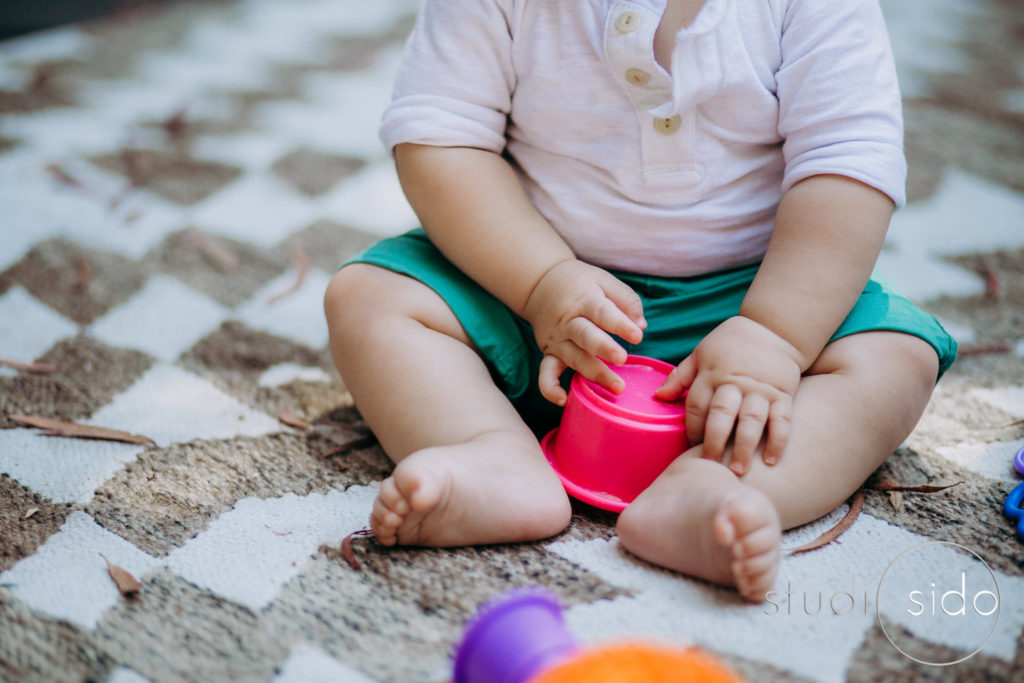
left=617, top=456, right=781, bottom=602
left=369, top=433, right=571, bottom=547
left=711, top=491, right=781, bottom=601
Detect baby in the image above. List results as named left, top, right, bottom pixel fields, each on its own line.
left=324, top=0, right=956, bottom=601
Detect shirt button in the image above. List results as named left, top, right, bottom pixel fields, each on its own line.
left=654, top=115, right=682, bottom=134
left=625, top=68, right=651, bottom=86
left=615, top=11, right=640, bottom=33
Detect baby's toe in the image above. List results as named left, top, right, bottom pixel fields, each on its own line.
left=735, top=554, right=779, bottom=602
left=732, top=524, right=780, bottom=562
left=378, top=477, right=410, bottom=516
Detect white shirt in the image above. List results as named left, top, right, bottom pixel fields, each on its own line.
left=380, top=0, right=906, bottom=277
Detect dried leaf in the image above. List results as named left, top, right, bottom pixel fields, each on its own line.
left=867, top=481, right=961, bottom=494
left=981, top=265, right=1000, bottom=299
left=887, top=490, right=903, bottom=512
left=958, top=343, right=1013, bottom=358
left=121, top=148, right=153, bottom=187
left=321, top=435, right=377, bottom=458
left=46, top=163, right=83, bottom=188
left=184, top=230, right=238, bottom=273
left=74, top=257, right=93, bottom=294
left=341, top=529, right=375, bottom=570
left=164, top=106, right=188, bottom=138
left=23, top=507, right=39, bottom=520
left=278, top=409, right=311, bottom=429
left=267, top=246, right=311, bottom=304
left=10, top=414, right=155, bottom=446
left=0, top=358, right=59, bottom=374
left=786, top=490, right=864, bottom=556
left=100, top=553, right=141, bottom=596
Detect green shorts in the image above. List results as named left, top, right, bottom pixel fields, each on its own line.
left=344, top=229, right=957, bottom=436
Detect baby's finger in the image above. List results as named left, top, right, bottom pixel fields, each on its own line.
left=566, top=316, right=627, bottom=366
left=684, top=378, right=713, bottom=447
left=763, top=396, right=792, bottom=465
left=538, top=354, right=569, bottom=406
left=702, top=384, right=742, bottom=462
left=554, top=340, right=625, bottom=394
left=582, top=291, right=644, bottom=345
left=656, top=357, right=697, bottom=401
left=598, top=273, right=647, bottom=333
left=731, top=394, right=769, bottom=475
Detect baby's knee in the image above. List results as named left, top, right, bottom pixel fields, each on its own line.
left=815, top=332, right=939, bottom=388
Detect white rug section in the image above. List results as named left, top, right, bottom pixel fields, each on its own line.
left=165, top=485, right=378, bottom=611
left=191, top=132, right=294, bottom=173
left=189, top=172, right=316, bottom=247
left=874, top=249, right=985, bottom=303
left=318, top=162, right=418, bottom=237
left=0, top=429, right=143, bottom=504
left=105, top=668, right=151, bottom=683
left=105, top=668, right=152, bottom=683
left=881, top=0, right=982, bottom=99
left=253, top=48, right=402, bottom=160
left=0, top=512, right=162, bottom=630
left=969, top=386, right=1024, bottom=421
left=273, top=644, right=379, bottom=683
left=86, top=364, right=281, bottom=447
left=0, top=286, right=78, bottom=362
left=0, top=25, right=92, bottom=64
left=87, top=275, right=229, bottom=361
left=888, top=170, right=1024, bottom=257
left=936, top=438, right=1024, bottom=481
left=547, top=509, right=1024, bottom=681
left=258, top=363, right=332, bottom=388
left=234, top=267, right=333, bottom=350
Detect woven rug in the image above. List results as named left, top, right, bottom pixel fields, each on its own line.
left=1, top=1, right=1022, bottom=681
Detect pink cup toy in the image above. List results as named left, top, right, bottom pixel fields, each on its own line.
left=454, top=588, right=578, bottom=683
left=541, top=355, right=687, bottom=512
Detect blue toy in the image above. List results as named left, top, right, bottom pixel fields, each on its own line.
left=1005, top=482, right=1024, bottom=541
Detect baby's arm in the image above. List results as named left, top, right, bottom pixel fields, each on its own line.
left=394, top=143, right=646, bottom=404
left=657, top=174, right=893, bottom=473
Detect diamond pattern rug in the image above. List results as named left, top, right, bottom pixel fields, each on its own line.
left=1, top=1, right=1022, bottom=681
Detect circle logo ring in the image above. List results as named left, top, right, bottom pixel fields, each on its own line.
left=876, top=540, right=1001, bottom=666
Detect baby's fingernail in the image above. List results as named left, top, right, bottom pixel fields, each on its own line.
left=730, top=463, right=746, bottom=475
left=765, top=456, right=777, bottom=466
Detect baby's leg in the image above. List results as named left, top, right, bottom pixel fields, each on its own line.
left=324, top=264, right=571, bottom=547
left=618, top=331, right=939, bottom=601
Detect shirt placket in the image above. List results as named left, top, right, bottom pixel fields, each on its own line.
left=604, top=1, right=702, bottom=188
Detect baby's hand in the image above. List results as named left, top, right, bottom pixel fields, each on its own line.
left=655, top=316, right=802, bottom=475
left=523, top=260, right=646, bottom=405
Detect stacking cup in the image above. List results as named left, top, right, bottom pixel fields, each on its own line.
left=541, top=355, right=687, bottom=512
left=453, top=588, right=578, bottom=683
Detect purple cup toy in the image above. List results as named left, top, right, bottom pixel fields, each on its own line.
left=454, top=588, right=578, bottom=683
left=1015, top=443, right=1024, bottom=477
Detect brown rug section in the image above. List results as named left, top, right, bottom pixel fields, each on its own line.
left=86, top=430, right=391, bottom=557
left=848, top=622, right=1023, bottom=683
left=94, top=569, right=286, bottom=683
left=272, top=148, right=367, bottom=197
left=147, top=232, right=286, bottom=308
left=89, top=150, right=244, bottom=207
left=0, top=475, right=73, bottom=573
left=284, top=220, right=382, bottom=274
left=0, top=238, right=149, bottom=325
left=179, top=321, right=339, bottom=415
left=0, top=337, right=153, bottom=427
left=0, top=592, right=111, bottom=682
